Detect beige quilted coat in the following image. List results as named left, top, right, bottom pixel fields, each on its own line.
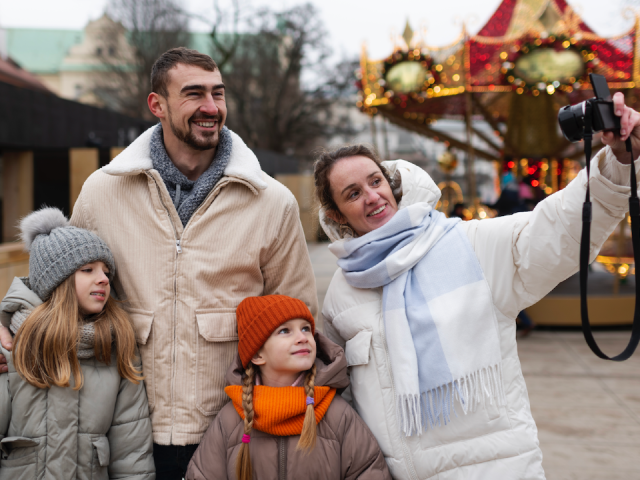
left=70, top=126, right=318, bottom=445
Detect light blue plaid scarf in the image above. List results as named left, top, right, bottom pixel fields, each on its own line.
left=330, top=203, right=505, bottom=436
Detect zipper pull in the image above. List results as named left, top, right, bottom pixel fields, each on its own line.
left=176, top=240, right=182, bottom=254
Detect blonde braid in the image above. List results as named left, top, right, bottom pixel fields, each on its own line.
left=297, top=364, right=317, bottom=451
left=236, top=363, right=256, bottom=480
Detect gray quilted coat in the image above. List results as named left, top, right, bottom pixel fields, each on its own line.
left=0, top=277, right=155, bottom=479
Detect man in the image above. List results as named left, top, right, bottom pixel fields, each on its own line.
left=0, top=47, right=318, bottom=479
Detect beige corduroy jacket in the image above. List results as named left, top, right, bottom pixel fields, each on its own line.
left=70, top=126, right=318, bottom=446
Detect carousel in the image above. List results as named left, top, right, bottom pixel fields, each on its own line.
left=357, top=0, right=640, bottom=325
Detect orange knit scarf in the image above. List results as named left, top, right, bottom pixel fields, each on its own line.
left=225, top=385, right=337, bottom=436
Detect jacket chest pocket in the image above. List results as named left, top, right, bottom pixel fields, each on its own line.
left=195, top=309, right=239, bottom=416
left=0, top=437, right=39, bottom=480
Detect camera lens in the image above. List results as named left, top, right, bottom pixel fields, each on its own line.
left=558, top=102, right=586, bottom=143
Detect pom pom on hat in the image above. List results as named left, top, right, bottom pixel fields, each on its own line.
left=19, top=207, right=69, bottom=251
left=18, top=207, right=116, bottom=300
left=236, top=295, right=315, bottom=368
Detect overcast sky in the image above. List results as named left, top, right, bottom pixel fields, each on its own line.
left=0, top=0, right=636, bottom=61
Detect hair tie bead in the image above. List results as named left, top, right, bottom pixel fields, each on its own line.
left=242, top=434, right=251, bottom=444
left=306, top=396, right=314, bottom=406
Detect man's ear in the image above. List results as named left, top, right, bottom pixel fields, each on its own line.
left=147, top=92, right=166, bottom=120
left=251, top=350, right=266, bottom=367
left=324, top=209, right=347, bottom=225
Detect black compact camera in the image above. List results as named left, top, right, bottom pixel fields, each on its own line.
left=558, top=73, right=621, bottom=142
left=559, top=73, right=640, bottom=363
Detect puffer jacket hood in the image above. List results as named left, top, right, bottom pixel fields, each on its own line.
left=0, top=277, right=42, bottom=330
left=225, top=331, right=349, bottom=390
left=186, top=332, right=390, bottom=480
left=319, top=159, right=441, bottom=242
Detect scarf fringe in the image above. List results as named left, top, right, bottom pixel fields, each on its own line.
left=397, top=363, right=507, bottom=436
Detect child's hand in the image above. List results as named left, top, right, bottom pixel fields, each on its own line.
left=0, top=325, right=12, bottom=373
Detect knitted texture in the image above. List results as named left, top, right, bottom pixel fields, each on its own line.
left=225, top=385, right=336, bottom=436
left=9, top=307, right=110, bottom=359
left=22, top=208, right=115, bottom=300
left=150, top=124, right=232, bottom=227
left=236, top=295, right=315, bottom=368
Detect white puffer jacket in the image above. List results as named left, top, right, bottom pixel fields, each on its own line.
left=320, top=148, right=636, bottom=480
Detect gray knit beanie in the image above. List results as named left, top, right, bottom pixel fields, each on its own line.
left=19, top=207, right=116, bottom=300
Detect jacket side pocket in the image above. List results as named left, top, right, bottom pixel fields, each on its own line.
left=195, top=309, right=238, bottom=416
left=344, top=331, right=372, bottom=366
left=0, top=437, right=38, bottom=480
left=91, top=436, right=110, bottom=480
left=129, top=309, right=155, bottom=413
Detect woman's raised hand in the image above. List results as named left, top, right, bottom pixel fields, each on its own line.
left=602, top=92, right=640, bottom=164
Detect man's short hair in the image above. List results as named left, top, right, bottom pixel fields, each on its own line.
left=151, top=47, right=218, bottom=98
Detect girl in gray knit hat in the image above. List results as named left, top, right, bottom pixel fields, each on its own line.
left=0, top=207, right=155, bottom=479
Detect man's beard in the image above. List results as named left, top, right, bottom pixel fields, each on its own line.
left=167, top=106, right=222, bottom=151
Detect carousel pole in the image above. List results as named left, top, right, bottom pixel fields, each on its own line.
left=463, top=28, right=478, bottom=216
left=381, top=117, right=391, bottom=159
left=465, top=92, right=478, bottom=214
left=370, top=115, right=379, bottom=154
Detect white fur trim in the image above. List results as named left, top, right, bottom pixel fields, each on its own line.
left=224, top=130, right=267, bottom=189
left=20, top=207, right=69, bottom=251
left=102, top=125, right=267, bottom=190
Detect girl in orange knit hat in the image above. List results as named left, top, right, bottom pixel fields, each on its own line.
left=185, top=294, right=391, bottom=480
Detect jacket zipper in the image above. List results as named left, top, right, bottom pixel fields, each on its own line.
left=146, top=172, right=234, bottom=443
left=278, top=437, right=287, bottom=480
left=148, top=174, right=182, bottom=443
left=378, top=296, right=419, bottom=480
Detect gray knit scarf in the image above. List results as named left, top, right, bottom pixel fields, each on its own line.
left=150, top=124, right=232, bottom=226
left=10, top=308, right=110, bottom=360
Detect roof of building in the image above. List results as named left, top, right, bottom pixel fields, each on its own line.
left=0, top=78, right=153, bottom=149
left=0, top=56, right=51, bottom=92
left=6, top=28, right=84, bottom=74
left=5, top=27, right=218, bottom=75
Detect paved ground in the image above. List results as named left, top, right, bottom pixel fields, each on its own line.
left=308, top=242, right=640, bottom=480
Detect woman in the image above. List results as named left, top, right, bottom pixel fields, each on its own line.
left=315, top=95, right=640, bottom=480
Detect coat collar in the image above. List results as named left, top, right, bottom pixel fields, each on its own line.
left=102, top=125, right=267, bottom=191
left=319, top=159, right=442, bottom=243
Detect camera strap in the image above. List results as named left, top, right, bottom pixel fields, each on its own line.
left=581, top=103, right=640, bottom=361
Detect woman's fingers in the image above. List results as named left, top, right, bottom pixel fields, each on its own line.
left=613, top=92, right=625, bottom=116
left=602, top=131, right=614, bottom=145
left=620, top=106, right=633, bottom=139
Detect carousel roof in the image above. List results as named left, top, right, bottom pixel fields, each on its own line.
left=358, top=0, right=640, bottom=145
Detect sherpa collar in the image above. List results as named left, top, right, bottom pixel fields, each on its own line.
left=102, top=125, right=268, bottom=191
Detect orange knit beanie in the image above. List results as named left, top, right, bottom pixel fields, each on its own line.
left=236, top=295, right=315, bottom=368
